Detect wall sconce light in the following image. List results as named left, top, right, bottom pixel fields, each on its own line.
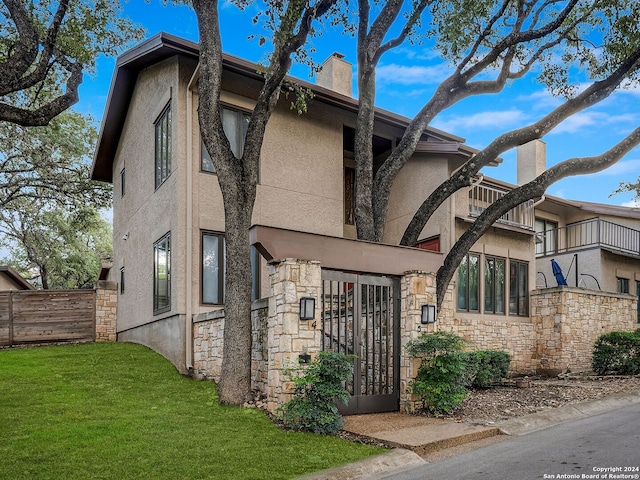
left=299, top=297, right=315, bottom=320
left=421, top=304, right=436, bottom=324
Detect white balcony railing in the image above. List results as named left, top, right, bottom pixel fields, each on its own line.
left=469, top=183, right=534, bottom=231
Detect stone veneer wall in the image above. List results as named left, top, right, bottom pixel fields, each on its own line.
left=95, top=281, right=118, bottom=342
left=399, top=271, right=437, bottom=413
left=192, top=298, right=269, bottom=393
left=531, top=287, right=637, bottom=374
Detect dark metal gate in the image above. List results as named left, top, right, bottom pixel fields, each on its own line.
left=321, top=270, right=400, bottom=415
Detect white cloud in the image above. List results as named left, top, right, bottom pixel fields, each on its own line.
left=620, top=199, right=640, bottom=208
left=597, top=158, right=640, bottom=177
left=432, top=109, right=528, bottom=132
left=551, top=111, right=637, bottom=134
left=376, top=63, right=452, bottom=85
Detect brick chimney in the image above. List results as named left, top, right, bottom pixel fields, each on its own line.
left=316, top=52, right=352, bottom=97
left=517, top=140, right=546, bottom=185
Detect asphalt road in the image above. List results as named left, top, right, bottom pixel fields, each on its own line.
left=377, top=402, right=640, bottom=480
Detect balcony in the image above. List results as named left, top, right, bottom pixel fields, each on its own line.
left=536, top=218, right=640, bottom=258
left=468, top=183, right=534, bottom=231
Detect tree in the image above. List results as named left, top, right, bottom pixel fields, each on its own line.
left=0, top=110, right=111, bottom=211
left=348, top=0, right=640, bottom=305
left=0, top=110, right=112, bottom=289
left=1, top=203, right=112, bottom=289
left=0, top=0, right=144, bottom=126
left=192, top=0, right=340, bottom=405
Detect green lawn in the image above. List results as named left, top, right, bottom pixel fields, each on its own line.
left=0, top=343, right=382, bottom=480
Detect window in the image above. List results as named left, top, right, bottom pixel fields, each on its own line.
left=485, top=256, right=505, bottom=314
left=202, top=232, right=225, bottom=304
left=120, top=267, right=125, bottom=295
left=153, top=233, right=171, bottom=313
left=344, top=167, right=355, bottom=225
left=201, top=107, right=250, bottom=173
left=155, top=104, right=172, bottom=188
left=458, top=253, right=480, bottom=311
left=636, top=281, right=640, bottom=323
left=509, top=261, right=529, bottom=316
left=535, top=218, right=558, bottom=256
left=120, top=168, right=125, bottom=197
left=617, top=277, right=629, bottom=294
left=202, top=232, right=261, bottom=304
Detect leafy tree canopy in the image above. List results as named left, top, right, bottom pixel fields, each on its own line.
left=0, top=0, right=145, bottom=126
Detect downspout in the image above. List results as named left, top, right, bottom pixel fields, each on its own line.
left=185, top=63, right=200, bottom=372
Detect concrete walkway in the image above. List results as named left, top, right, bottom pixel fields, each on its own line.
left=297, top=390, right=640, bottom=480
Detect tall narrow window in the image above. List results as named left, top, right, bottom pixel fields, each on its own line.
left=120, top=168, right=125, bottom=197
left=202, top=232, right=225, bottom=304
left=344, top=167, right=355, bottom=225
left=509, top=260, right=528, bottom=316
left=457, top=253, right=480, bottom=311
left=251, top=245, right=260, bottom=301
left=120, top=267, right=125, bottom=295
left=201, top=107, right=250, bottom=173
left=535, top=218, right=558, bottom=256
left=154, top=233, right=171, bottom=313
left=636, top=281, right=640, bottom=323
left=155, top=104, right=172, bottom=188
left=485, top=256, right=505, bottom=314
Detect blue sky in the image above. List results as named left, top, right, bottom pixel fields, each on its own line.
left=81, top=0, right=640, bottom=207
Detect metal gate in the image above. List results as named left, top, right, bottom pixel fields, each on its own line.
left=321, top=270, right=400, bottom=415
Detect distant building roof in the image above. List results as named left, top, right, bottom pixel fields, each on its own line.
left=0, top=266, right=35, bottom=290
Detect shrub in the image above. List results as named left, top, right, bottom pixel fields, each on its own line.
left=407, top=332, right=467, bottom=415
left=460, top=350, right=511, bottom=388
left=592, top=331, right=640, bottom=375
left=277, top=351, right=354, bottom=435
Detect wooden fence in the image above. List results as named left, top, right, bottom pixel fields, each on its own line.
left=0, top=290, right=96, bottom=347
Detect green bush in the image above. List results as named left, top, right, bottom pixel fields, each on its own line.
left=592, top=331, right=640, bottom=375
left=460, top=350, right=511, bottom=388
left=277, top=351, right=354, bottom=435
left=407, top=332, right=467, bottom=415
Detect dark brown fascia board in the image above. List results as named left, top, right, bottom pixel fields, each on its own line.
left=91, top=32, right=476, bottom=183
left=249, top=225, right=444, bottom=275
left=0, top=265, right=35, bottom=290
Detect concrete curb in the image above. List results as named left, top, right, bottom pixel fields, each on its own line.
left=497, top=389, right=640, bottom=436
left=296, top=448, right=426, bottom=480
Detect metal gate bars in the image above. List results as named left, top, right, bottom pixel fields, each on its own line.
left=321, top=270, right=400, bottom=414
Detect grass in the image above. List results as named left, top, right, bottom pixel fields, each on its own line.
left=0, top=342, right=382, bottom=480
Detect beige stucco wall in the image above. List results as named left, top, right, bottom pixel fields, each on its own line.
left=0, top=274, right=26, bottom=291
left=385, top=156, right=453, bottom=249
left=111, top=55, right=197, bottom=370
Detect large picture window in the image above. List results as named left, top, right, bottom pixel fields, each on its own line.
left=155, top=104, right=172, bottom=188
left=458, top=253, right=480, bottom=311
left=202, top=107, right=250, bottom=173
left=485, top=256, right=505, bottom=314
left=153, top=233, right=171, bottom=313
left=509, top=260, right=528, bottom=316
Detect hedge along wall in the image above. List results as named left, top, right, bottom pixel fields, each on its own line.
left=530, top=287, right=637, bottom=374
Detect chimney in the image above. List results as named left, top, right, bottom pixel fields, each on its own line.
left=517, top=140, right=546, bottom=185
left=316, top=52, right=352, bottom=97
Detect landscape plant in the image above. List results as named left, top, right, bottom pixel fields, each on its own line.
left=460, top=350, right=511, bottom=388
left=406, top=332, right=468, bottom=415
left=592, top=330, right=640, bottom=375
left=277, top=351, right=354, bottom=435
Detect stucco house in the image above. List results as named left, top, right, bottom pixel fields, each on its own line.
left=0, top=266, right=34, bottom=291
left=91, top=32, right=637, bottom=414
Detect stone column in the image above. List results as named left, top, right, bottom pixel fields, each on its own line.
left=399, top=271, right=437, bottom=413
left=265, top=258, right=322, bottom=412
left=95, top=280, right=117, bottom=342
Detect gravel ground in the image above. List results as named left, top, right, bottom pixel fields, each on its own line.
left=440, top=373, right=640, bottom=426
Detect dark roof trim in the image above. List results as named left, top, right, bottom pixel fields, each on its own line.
left=0, top=266, right=35, bottom=290
left=91, top=32, right=477, bottom=182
